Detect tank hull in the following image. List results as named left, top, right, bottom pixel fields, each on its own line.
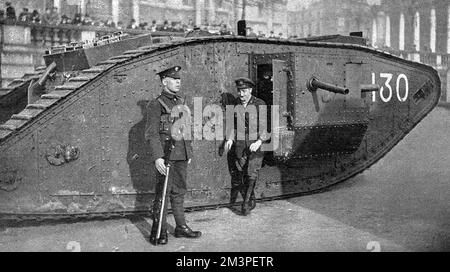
left=0, top=37, right=441, bottom=220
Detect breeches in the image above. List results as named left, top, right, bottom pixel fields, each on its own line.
left=153, top=160, right=188, bottom=229
left=156, top=160, right=187, bottom=192
left=228, top=149, right=263, bottom=186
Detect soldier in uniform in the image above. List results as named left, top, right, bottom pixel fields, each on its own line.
left=225, top=77, right=268, bottom=216
left=145, top=66, right=201, bottom=246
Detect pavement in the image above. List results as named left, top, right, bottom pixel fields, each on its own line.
left=0, top=107, right=449, bottom=252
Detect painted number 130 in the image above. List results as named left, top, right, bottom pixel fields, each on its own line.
left=371, top=72, right=409, bottom=103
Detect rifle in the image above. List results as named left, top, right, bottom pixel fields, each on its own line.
left=156, top=161, right=170, bottom=240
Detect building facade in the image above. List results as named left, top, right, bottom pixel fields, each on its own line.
left=3, top=0, right=447, bottom=101
left=370, top=0, right=449, bottom=53
left=0, top=0, right=289, bottom=87
left=288, top=0, right=449, bottom=102
left=1, top=0, right=288, bottom=35
left=370, top=0, right=449, bottom=102
left=288, top=0, right=373, bottom=39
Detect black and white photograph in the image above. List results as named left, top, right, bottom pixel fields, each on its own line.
left=0, top=0, right=448, bottom=255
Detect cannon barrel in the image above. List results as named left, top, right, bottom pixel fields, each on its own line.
left=307, top=77, right=349, bottom=95
left=37, top=62, right=57, bottom=86
left=28, top=62, right=57, bottom=105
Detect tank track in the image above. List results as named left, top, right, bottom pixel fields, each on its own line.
left=0, top=36, right=441, bottom=224
left=0, top=188, right=329, bottom=225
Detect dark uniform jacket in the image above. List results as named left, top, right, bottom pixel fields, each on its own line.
left=145, top=90, right=193, bottom=163
left=229, top=95, right=268, bottom=159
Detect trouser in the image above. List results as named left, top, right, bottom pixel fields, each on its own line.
left=151, top=160, right=188, bottom=234
left=228, top=147, right=263, bottom=204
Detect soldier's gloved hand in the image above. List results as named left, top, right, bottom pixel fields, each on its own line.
left=224, top=139, right=234, bottom=152
left=249, top=139, right=263, bottom=152
left=155, top=158, right=167, bottom=176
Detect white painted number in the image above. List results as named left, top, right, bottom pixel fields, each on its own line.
left=379, top=73, right=393, bottom=102
left=372, top=72, right=376, bottom=102
left=371, top=72, right=409, bottom=103
left=396, top=74, right=409, bottom=102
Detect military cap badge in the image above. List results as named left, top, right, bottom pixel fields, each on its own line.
left=235, top=77, right=255, bottom=89
left=158, top=66, right=182, bottom=79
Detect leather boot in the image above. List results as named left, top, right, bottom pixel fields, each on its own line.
left=158, top=231, right=168, bottom=245
left=241, top=179, right=256, bottom=216
left=174, top=225, right=202, bottom=238
left=149, top=195, right=169, bottom=245
left=149, top=231, right=168, bottom=245
left=149, top=223, right=168, bottom=246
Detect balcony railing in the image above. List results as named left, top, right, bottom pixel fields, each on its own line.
left=1, top=21, right=184, bottom=47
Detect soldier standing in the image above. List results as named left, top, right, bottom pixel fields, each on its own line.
left=145, top=66, right=201, bottom=246
left=225, top=77, right=268, bottom=216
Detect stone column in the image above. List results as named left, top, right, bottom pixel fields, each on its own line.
left=80, top=0, right=87, bottom=15
left=399, top=13, right=405, bottom=51
left=133, top=0, right=140, bottom=25
left=268, top=2, right=274, bottom=33
left=112, top=0, right=119, bottom=25
left=283, top=4, right=288, bottom=36
left=430, top=8, right=436, bottom=53
left=209, top=0, right=216, bottom=24
left=372, top=18, right=377, bottom=47
left=413, top=11, right=420, bottom=52
left=385, top=15, right=391, bottom=47
left=196, top=0, right=204, bottom=27
left=377, top=11, right=385, bottom=47
left=448, top=4, right=450, bottom=53
left=53, top=0, right=61, bottom=13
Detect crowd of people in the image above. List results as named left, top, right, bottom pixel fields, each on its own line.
left=1, top=2, right=58, bottom=25
left=246, top=27, right=290, bottom=39
left=0, top=2, right=209, bottom=34
left=1, top=2, right=290, bottom=38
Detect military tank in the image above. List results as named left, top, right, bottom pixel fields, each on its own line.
left=0, top=30, right=441, bottom=222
